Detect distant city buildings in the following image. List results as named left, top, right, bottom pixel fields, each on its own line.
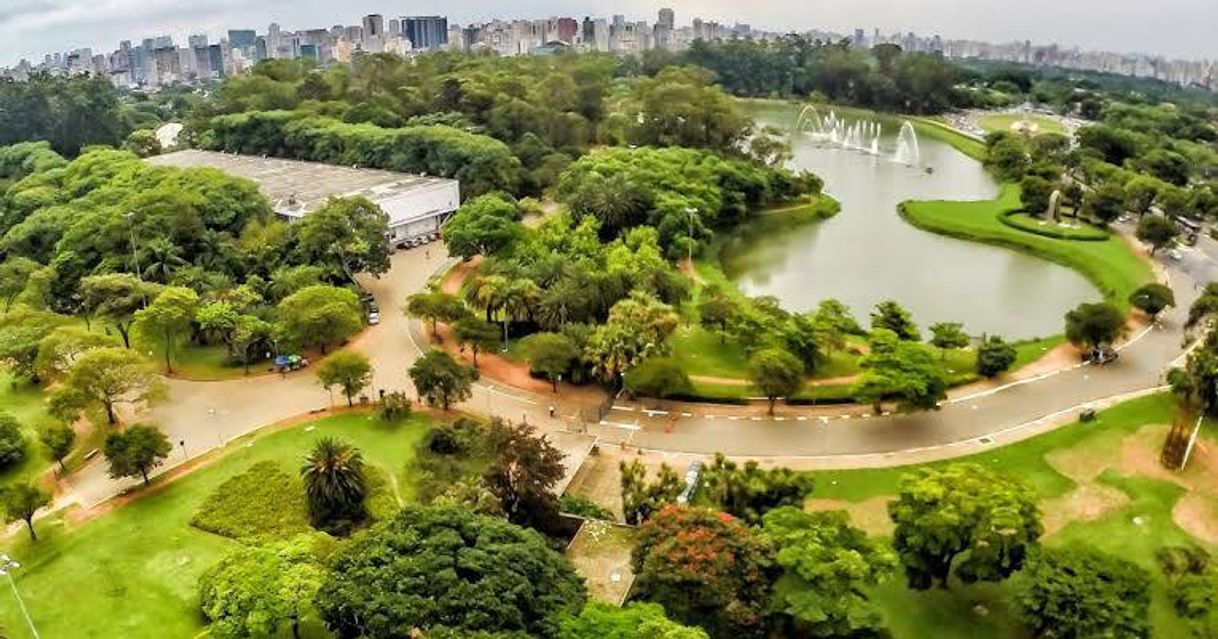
left=2, top=8, right=1213, bottom=93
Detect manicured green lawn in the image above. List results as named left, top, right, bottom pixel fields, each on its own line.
left=977, top=112, right=1069, bottom=137
left=901, top=183, right=1153, bottom=310
left=0, top=412, right=433, bottom=639
left=138, top=342, right=273, bottom=381
left=1002, top=212, right=1109, bottom=241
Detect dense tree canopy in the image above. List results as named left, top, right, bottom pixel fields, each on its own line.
left=1017, top=547, right=1151, bottom=639
left=632, top=506, right=775, bottom=638
left=889, top=464, right=1042, bottom=590
left=0, top=74, right=128, bottom=155
left=315, top=505, right=585, bottom=639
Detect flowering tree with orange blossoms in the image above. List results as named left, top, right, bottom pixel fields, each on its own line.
left=631, top=505, right=776, bottom=638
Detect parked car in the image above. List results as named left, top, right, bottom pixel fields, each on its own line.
left=368, top=312, right=380, bottom=326
left=1168, top=249, right=1183, bottom=261
left=1086, top=346, right=1119, bottom=365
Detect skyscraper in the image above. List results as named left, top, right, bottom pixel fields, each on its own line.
left=658, top=8, right=675, bottom=30
left=403, top=16, right=449, bottom=50
left=362, top=14, right=385, bottom=39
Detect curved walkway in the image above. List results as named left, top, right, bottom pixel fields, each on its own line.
left=60, top=225, right=1214, bottom=507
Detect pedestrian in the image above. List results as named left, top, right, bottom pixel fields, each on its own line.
left=425, top=249, right=431, bottom=259
left=548, top=405, right=555, bottom=418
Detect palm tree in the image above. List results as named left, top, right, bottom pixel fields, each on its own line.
left=139, top=237, right=187, bottom=283
left=463, top=274, right=508, bottom=323
left=503, top=279, right=541, bottom=324
left=300, top=437, right=367, bottom=528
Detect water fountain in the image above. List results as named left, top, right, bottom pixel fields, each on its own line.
left=793, top=104, right=921, bottom=167
left=894, top=121, right=921, bottom=167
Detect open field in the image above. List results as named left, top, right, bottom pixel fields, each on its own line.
left=977, top=112, right=1070, bottom=137
left=0, top=412, right=433, bottom=639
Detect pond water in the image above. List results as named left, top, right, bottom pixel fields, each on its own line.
left=719, top=103, right=1100, bottom=339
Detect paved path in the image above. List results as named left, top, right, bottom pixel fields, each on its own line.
left=60, top=226, right=1210, bottom=507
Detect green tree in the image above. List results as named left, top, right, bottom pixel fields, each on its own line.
left=1017, top=547, right=1151, bottom=639
left=133, top=286, right=199, bottom=373
left=889, top=464, right=1042, bottom=590
left=315, top=506, right=585, bottom=639
left=33, top=325, right=115, bottom=381
left=409, top=349, right=478, bottom=410
left=482, top=418, right=566, bottom=530
left=315, top=351, right=373, bottom=407
left=700, top=454, right=814, bottom=524
left=747, top=348, right=804, bottom=415
left=50, top=347, right=162, bottom=425
left=39, top=422, right=75, bottom=472
left=103, top=423, right=172, bottom=485
left=851, top=329, right=948, bottom=413
left=0, top=483, right=50, bottom=541
left=871, top=300, right=920, bottom=340
left=0, top=413, right=27, bottom=469
left=199, top=536, right=326, bottom=639
left=585, top=292, right=680, bottom=382
left=1064, top=302, right=1127, bottom=351
left=620, top=459, right=683, bottom=525
left=929, top=321, right=969, bottom=358
left=78, top=274, right=159, bottom=349
left=0, top=307, right=72, bottom=382
left=632, top=506, right=775, bottom=638
left=698, top=290, right=739, bottom=343
left=624, top=357, right=693, bottom=399
left=443, top=194, right=523, bottom=259
left=559, top=602, right=708, bottom=639
left=405, top=291, right=469, bottom=338
left=276, top=285, right=363, bottom=354
left=1125, top=175, right=1163, bottom=217
left=453, top=317, right=501, bottom=368
left=526, top=332, right=579, bottom=392
left=762, top=507, right=896, bottom=638
left=228, top=314, right=272, bottom=374
left=1130, top=282, right=1176, bottom=320
left=1170, top=329, right=1218, bottom=415
left=0, top=257, right=40, bottom=312
left=976, top=335, right=1018, bottom=378
left=1136, top=215, right=1178, bottom=255
left=1020, top=175, right=1055, bottom=214
left=293, top=197, right=390, bottom=284
left=1083, top=182, right=1127, bottom=226
left=301, top=437, right=367, bottom=530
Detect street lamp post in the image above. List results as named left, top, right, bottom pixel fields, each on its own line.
left=123, top=212, right=141, bottom=281
left=0, top=554, right=40, bottom=639
left=684, top=208, right=697, bottom=264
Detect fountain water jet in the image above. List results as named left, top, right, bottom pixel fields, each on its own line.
left=792, top=105, right=920, bottom=167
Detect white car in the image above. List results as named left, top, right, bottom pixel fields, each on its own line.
left=1168, top=249, right=1183, bottom=261
left=368, top=312, right=380, bottom=326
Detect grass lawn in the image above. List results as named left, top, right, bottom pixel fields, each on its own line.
left=0, top=411, right=434, bottom=639
left=977, top=112, right=1069, bottom=137
left=808, top=393, right=1201, bottom=638
left=901, top=183, right=1154, bottom=311
left=1001, top=212, right=1110, bottom=241
left=134, top=342, right=274, bottom=381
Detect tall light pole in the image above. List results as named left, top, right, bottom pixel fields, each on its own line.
left=123, top=212, right=141, bottom=282
left=685, top=207, right=698, bottom=264
left=0, top=553, right=40, bottom=639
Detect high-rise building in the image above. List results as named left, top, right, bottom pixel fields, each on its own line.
left=388, top=19, right=400, bottom=37
left=362, top=14, right=385, bottom=39
left=403, top=16, right=449, bottom=50
left=188, top=34, right=208, bottom=49
left=658, top=8, right=675, bottom=30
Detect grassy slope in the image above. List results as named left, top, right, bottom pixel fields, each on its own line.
left=900, top=183, right=1153, bottom=311
left=0, top=412, right=432, bottom=639
left=810, top=393, right=1197, bottom=638
left=977, top=112, right=1069, bottom=136
left=0, top=374, right=61, bottom=487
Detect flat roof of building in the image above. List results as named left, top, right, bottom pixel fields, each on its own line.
left=146, top=149, right=457, bottom=217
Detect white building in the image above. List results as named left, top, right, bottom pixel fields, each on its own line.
left=147, top=150, right=460, bottom=245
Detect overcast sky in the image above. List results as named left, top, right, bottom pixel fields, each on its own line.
left=3, top=0, right=1216, bottom=65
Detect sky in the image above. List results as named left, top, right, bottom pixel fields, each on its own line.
left=3, top=0, right=1216, bottom=66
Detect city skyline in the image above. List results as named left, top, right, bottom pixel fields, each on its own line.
left=3, top=0, right=1217, bottom=69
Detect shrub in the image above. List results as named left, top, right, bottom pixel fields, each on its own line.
left=0, top=413, right=28, bottom=469
left=190, top=461, right=309, bottom=540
